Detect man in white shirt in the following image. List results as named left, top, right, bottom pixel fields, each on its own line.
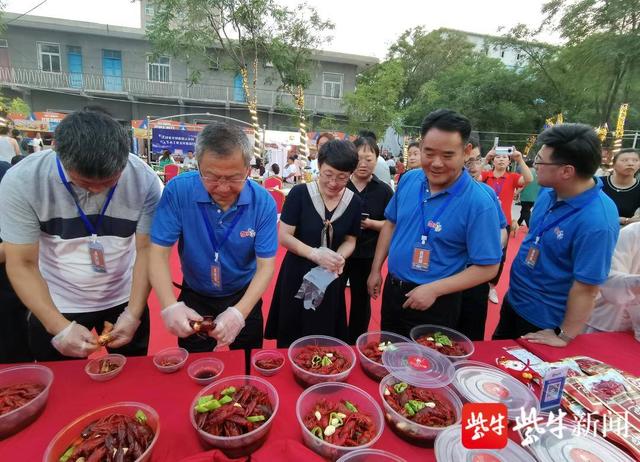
left=282, top=156, right=298, bottom=184
left=183, top=150, right=197, bottom=169
left=374, top=154, right=392, bottom=186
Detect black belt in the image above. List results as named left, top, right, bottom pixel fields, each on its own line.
left=388, top=275, right=419, bottom=291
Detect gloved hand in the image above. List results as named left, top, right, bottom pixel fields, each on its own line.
left=51, top=321, right=99, bottom=358
left=161, top=302, right=203, bottom=338
left=211, top=306, right=245, bottom=347
left=106, top=307, right=141, bottom=348
left=309, top=247, right=344, bottom=273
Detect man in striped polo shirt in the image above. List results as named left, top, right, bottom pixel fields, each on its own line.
left=0, top=110, right=162, bottom=360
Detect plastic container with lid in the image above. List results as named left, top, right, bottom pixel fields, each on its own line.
left=0, top=364, right=54, bottom=439
left=288, top=335, right=356, bottom=388
left=296, top=382, right=384, bottom=461
left=527, top=421, right=635, bottom=462
left=452, top=362, right=539, bottom=420
left=43, top=402, right=160, bottom=462
left=85, top=353, right=126, bottom=382
left=355, top=331, right=410, bottom=381
left=434, top=424, right=537, bottom=462
left=379, top=343, right=461, bottom=446
left=337, top=448, right=407, bottom=462
left=410, top=324, right=474, bottom=362
left=190, top=375, right=279, bottom=458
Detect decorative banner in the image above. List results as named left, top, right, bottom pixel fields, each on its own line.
left=614, top=103, right=629, bottom=139
left=596, top=124, right=608, bottom=143
left=9, top=111, right=67, bottom=132
left=152, top=128, right=199, bottom=153
left=131, top=119, right=205, bottom=138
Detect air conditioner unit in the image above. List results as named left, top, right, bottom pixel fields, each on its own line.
left=264, top=61, right=274, bottom=68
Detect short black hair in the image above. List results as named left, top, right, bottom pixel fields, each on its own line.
left=420, top=109, right=472, bottom=143
left=82, top=105, right=113, bottom=117
left=11, top=128, right=20, bottom=138
left=613, top=148, right=640, bottom=165
left=408, top=141, right=420, bottom=150
left=538, top=123, right=601, bottom=179
left=358, top=130, right=377, bottom=142
left=318, top=139, right=358, bottom=173
left=468, top=132, right=480, bottom=150
left=271, top=163, right=280, bottom=175
left=354, top=135, right=380, bottom=157
left=55, top=110, right=129, bottom=178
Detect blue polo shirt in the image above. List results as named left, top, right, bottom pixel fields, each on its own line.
left=479, top=182, right=508, bottom=229
left=151, top=172, right=278, bottom=297
left=385, top=168, right=502, bottom=284
left=508, top=178, right=619, bottom=329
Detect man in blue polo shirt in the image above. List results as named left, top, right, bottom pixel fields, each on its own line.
left=367, top=109, right=502, bottom=337
left=494, top=123, right=619, bottom=346
left=150, top=122, right=277, bottom=351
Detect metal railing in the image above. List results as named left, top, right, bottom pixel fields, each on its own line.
left=0, top=67, right=345, bottom=114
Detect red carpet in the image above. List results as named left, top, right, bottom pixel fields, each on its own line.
left=146, top=230, right=526, bottom=354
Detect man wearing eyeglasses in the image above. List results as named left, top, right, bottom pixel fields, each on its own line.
left=493, top=123, right=619, bottom=346
left=149, top=123, right=277, bottom=351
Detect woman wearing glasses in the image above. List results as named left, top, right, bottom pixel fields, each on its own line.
left=600, top=149, right=640, bottom=226
left=265, top=140, right=362, bottom=347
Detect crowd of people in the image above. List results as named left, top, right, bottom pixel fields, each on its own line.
left=0, top=106, right=638, bottom=364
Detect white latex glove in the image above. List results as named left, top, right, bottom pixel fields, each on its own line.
left=161, top=302, right=203, bottom=338
left=106, top=307, right=141, bottom=348
left=211, top=306, right=245, bottom=347
left=51, top=321, right=99, bottom=358
left=309, top=247, right=344, bottom=273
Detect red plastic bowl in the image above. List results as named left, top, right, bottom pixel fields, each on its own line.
left=0, top=364, right=54, bottom=439
left=42, top=402, right=160, bottom=462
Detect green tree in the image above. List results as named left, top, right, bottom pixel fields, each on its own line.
left=266, top=4, right=333, bottom=158
left=146, top=0, right=274, bottom=156
left=344, top=59, right=405, bottom=137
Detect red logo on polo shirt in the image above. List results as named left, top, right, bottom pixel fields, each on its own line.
left=427, top=220, right=442, bottom=232
left=239, top=228, right=256, bottom=238
left=461, top=403, right=508, bottom=449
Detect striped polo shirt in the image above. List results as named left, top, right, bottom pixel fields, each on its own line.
left=0, top=150, right=162, bottom=313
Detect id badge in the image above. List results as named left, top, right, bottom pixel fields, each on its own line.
left=525, top=245, right=540, bottom=269
left=211, top=253, right=222, bottom=288
left=88, top=237, right=107, bottom=273
left=411, top=237, right=431, bottom=272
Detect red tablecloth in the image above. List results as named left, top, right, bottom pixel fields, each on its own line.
left=516, top=331, right=640, bottom=375
left=249, top=339, right=519, bottom=461
left=0, top=350, right=246, bottom=461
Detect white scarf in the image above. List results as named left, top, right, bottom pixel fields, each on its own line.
left=306, top=181, right=354, bottom=248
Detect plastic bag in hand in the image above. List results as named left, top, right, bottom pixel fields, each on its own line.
left=294, top=266, right=338, bottom=310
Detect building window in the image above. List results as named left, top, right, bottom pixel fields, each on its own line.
left=148, top=55, right=170, bottom=82
left=322, top=72, right=343, bottom=99
left=500, top=50, right=505, bottom=58
left=145, top=5, right=155, bottom=16
left=37, top=42, right=61, bottom=73
left=0, top=39, right=8, bottom=48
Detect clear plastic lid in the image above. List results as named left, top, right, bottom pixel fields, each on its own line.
left=453, top=364, right=539, bottom=420
left=382, top=342, right=455, bottom=388
left=529, top=422, right=635, bottom=462
left=434, top=425, right=537, bottom=462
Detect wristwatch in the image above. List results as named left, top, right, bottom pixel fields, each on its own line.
left=554, top=327, right=574, bottom=343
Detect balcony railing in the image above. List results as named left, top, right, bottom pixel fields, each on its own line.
left=0, top=67, right=345, bottom=114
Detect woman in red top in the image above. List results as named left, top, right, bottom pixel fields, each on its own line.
left=481, top=148, right=533, bottom=304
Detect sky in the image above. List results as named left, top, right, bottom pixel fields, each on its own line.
left=5, top=0, right=559, bottom=59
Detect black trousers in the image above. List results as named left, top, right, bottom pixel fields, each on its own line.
left=0, top=264, right=33, bottom=363
left=380, top=275, right=462, bottom=339
left=28, top=302, right=150, bottom=362
left=458, top=282, right=490, bottom=341
left=492, top=295, right=542, bottom=340
left=177, top=284, right=263, bottom=352
left=518, top=202, right=534, bottom=226
left=490, top=225, right=511, bottom=286
left=344, top=257, right=374, bottom=345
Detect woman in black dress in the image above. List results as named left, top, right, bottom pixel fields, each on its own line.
left=600, top=148, right=640, bottom=226
left=265, top=140, right=362, bottom=347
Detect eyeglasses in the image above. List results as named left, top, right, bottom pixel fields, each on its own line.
left=464, top=157, right=482, bottom=167
left=533, top=154, right=567, bottom=166
left=200, top=174, right=247, bottom=187
left=319, top=171, right=350, bottom=184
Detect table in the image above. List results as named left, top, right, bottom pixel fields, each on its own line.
left=0, top=350, right=246, bottom=461
left=249, top=339, right=520, bottom=461
left=516, top=331, right=640, bottom=375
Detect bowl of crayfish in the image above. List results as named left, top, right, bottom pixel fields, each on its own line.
left=85, top=354, right=127, bottom=382
left=0, top=364, right=54, bottom=439
left=355, top=331, right=410, bottom=381
left=288, top=335, right=356, bottom=388
left=190, top=375, right=279, bottom=458
left=43, top=401, right=160, bottom=462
